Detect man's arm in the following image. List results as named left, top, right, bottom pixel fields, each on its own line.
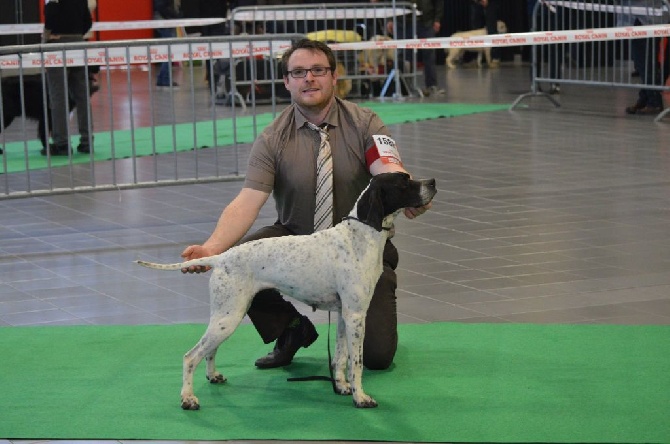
left=180, top=187, right=270, bottom=271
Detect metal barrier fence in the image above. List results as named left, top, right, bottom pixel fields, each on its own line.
left=511, top=0, right=670, bottom=121
left=0, top=2, right=422, bottom=198
left=227, top=2, right=420, bottom=101
left=0, top=34, right=300, bottom=198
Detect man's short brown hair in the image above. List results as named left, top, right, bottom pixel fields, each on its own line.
left=281, top=39, right=337, bottom=77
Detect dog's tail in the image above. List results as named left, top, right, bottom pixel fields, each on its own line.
left=135, top=257, right=216, bottom=271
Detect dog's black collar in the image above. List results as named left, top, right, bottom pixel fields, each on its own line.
left=341, top=215, right=393, bottom=231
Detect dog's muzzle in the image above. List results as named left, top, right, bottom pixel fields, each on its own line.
left=417, top=178, right=437, bottom=205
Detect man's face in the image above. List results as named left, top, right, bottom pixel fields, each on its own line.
left=283, top=48, right=337, bottom=111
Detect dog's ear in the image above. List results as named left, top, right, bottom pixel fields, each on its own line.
left=356, top=181, right=385, bottom=232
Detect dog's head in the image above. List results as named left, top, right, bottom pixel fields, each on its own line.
left=497, top=21, right=508, bottom=34
left=354, top=172, right=437, bottom=232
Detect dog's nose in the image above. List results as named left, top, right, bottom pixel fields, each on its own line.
left=419, top=178, right=437, bottom=191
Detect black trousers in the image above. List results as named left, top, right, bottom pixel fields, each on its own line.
left=471, top=0, right=502, bottom=60
left=241, top=223, right=399, bottom=370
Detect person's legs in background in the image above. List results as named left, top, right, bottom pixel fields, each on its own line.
left=88, top=65, right=100, bottom=93
left=640, top=36, right=663, bottom=109
left=156, top=27, right=178, bottom=88
left=202, top=23, right=227, bottom=87
left=484, top=0, right=502, bottom=66
left=627, top=30, right=663, bottom=114
left=546, top=5, right=565, bottom=94
left=67, top=66, right=93, bottom=153
left=416, top=23, right=443, bottom=95
left=44, top=66, right=70, bottom=156
left=470, top=2, right=486, bottom=31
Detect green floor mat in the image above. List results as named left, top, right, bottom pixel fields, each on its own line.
left=0, top=102, right=509, bottom=174
left=1, top=322, right=668, bottom=443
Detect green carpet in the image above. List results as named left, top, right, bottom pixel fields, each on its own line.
left=1, top=322, right=668, bottom=443
left=0, top=103, right=508, bottom=174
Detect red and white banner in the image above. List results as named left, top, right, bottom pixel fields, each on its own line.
left=329, top=23, right=670, bottom=52
left=0, top=40, right=291, bottom=69
left=2, top=23, right=670, bottom=69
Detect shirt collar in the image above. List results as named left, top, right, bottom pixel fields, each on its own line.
left=295, top=98, right=340, bottom=130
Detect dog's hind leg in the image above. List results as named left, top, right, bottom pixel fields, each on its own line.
left=181, top=321, right=236, bottom=410
left=181, top=311, right=247, bottom=409
left=205, top=346, right=226, bottom=384
left=332, top=312, right=351, bottom=396
left=181, top=327, right=226, bottom=410
left=181, top=276, right=252, bottom=410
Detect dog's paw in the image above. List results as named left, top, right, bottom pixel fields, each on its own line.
left=353, top=395, right=378, bottom=408
left=181, top=395, right=200, bottom=410
left=207, top=373, right=227, bottom=384
left=334, top=380, right=352, bottom=395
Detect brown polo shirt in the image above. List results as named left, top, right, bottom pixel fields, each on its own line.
left=244, top=98, right=393, bottom=235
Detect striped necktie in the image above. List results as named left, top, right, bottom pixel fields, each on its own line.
left=308, top=122, right=333, bottom=231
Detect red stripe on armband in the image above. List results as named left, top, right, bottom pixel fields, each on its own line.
left=366, top=145, right=381, bottom=168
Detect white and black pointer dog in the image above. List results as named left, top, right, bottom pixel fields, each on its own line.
left=136, top=172, right=437, bottom=409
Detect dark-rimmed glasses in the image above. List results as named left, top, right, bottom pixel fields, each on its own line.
left=286, top=66, right=332, bottom=78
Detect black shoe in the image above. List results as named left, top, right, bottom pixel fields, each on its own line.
left=629, top=105, right=662, bottom=115
left=625, top=101, right=648, bottom=115
left=77, top=143, right=92, bottom=154
left=40, top=143, right=70, bottom=156
left=156, top=81, right=180, bottom=90
left=255, top=315, right=318, bottom=369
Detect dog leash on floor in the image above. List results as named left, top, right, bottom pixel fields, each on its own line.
left=286, top=311, right=337, bottom=394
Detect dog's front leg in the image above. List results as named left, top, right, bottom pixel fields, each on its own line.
left=343, top=307, right=377, bottom=408
left=445, top=50, right=455, bottom=69
left=332, top=311, right=351, bottom=395
left=480, top=48, right=488, bottom=67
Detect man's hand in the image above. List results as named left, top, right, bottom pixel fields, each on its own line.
left=433, top=21, right=441, bottom=33
left=404, top=202, right=432, bottom=219
left=180, top=245, right=216, bottom=274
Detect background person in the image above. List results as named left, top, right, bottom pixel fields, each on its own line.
left=43, top=0, right=94, bottom=156
left=471, top=0, right=502, bottom=67
left=84, top=0, right=100, bottom=93
left=621, top=0, right=669, bottom=114
left=153, top=0, right=181, bottom=89
left=391, top=0, right=445, bottom=96
left=198, top=0, right=228, bottom=88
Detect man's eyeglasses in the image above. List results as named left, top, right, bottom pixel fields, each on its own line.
left=286, top=66, right=332, bottom=78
